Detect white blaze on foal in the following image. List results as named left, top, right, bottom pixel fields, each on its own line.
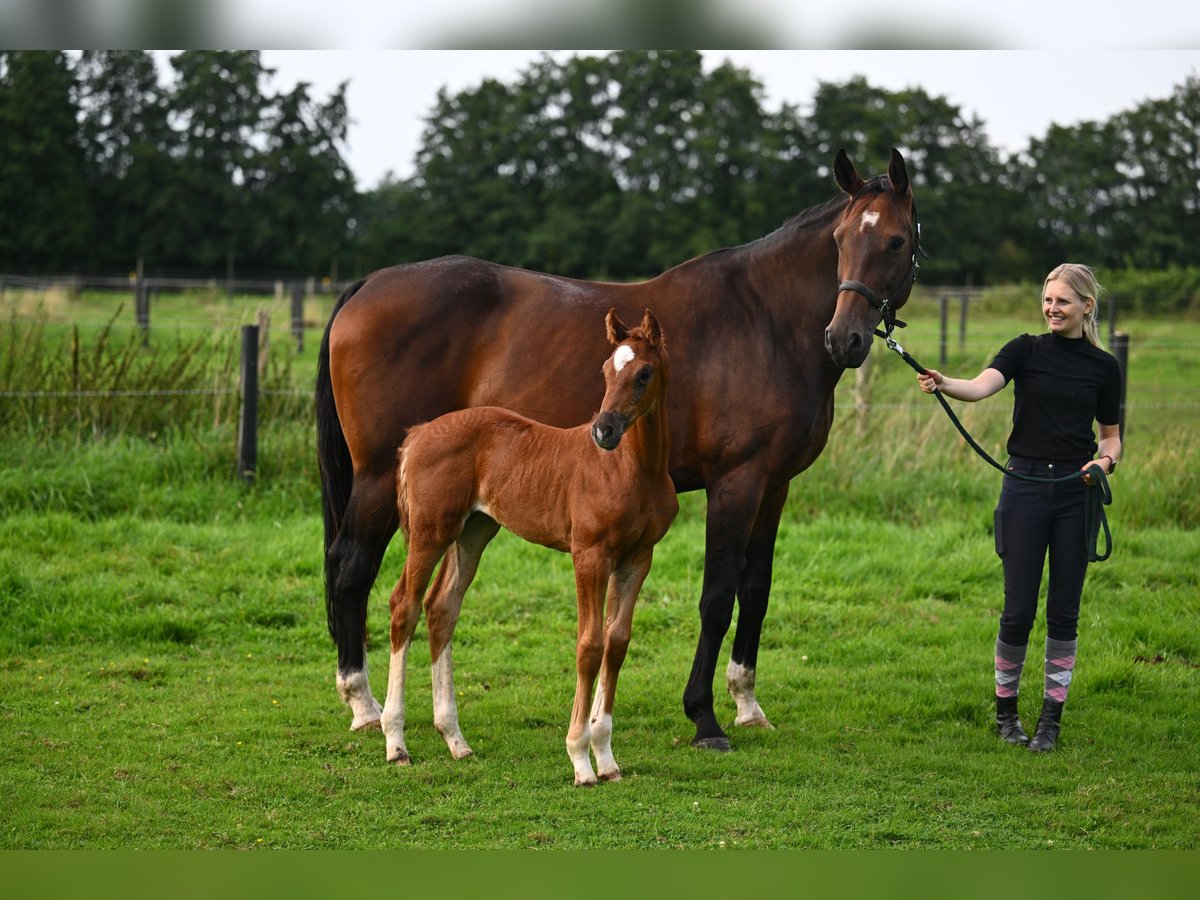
left=612, top=344, right=636, bottom=372
left=859, top=210, right=880, bottom=232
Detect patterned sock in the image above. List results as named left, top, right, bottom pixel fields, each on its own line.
left=995, top=638, right=1027, bottom=699
left=1044, top=637, right=1078, bottom=703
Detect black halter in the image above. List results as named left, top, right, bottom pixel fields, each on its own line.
left=839, top=220, right=929, bottom=339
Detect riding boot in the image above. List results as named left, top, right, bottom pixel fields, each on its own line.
left=1028, top=698, right=1065, bottom=752
left=995, top=695, right=1030, bottom=745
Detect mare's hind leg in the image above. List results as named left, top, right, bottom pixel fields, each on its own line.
left=329, top=473, right=397, bottom=731
left=426, top=513, right=501, bottom=760
left=381, top=539, right=444, bottom=765
left=727, top=483, right=789, bottom=730
left=589, top=548, right=653, bottom=782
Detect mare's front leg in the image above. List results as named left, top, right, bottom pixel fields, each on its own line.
left=381, top=541, right=442, bottom=765
left=727, top=483, right=789, bottom=729
left=426, top=513, right=500, bottom=760
left=589, top=548, right=654, bottom=782
left=683, top=470, right=765, bottom=750
left=329, top=472, right=397, bottom=731
left=566, top=548, right=612, bottom=786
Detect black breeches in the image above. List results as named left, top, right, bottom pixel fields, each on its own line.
left=993, top=457, right=1090, bottom=646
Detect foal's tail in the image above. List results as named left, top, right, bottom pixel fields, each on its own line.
left=316, top=276, right=368, bottom=640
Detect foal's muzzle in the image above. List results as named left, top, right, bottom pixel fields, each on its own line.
left=592, top=412, right=629, bottom=451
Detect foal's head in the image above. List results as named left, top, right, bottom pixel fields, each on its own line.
left=825, top=147, right=920, bottom=369
left=591, top=308, right=668, bottom=452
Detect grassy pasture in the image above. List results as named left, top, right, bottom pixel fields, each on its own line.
left=1, top=285, right=1198, bottom=849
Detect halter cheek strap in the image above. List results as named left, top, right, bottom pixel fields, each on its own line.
left=841, top=221, right=928, bottom=338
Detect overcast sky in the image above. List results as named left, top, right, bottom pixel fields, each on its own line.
left=235, top=50, right=1200, bottom=191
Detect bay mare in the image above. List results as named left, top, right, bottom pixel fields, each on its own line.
left=317, top=148, right=920, bottom=750
left=383, top=309, right=677, bottom=785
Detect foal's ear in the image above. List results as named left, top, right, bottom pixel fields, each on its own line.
left=640, top=308, right=663, bottom=347
left=888, top=147, right=910, bottom=197
left=834, top=148, right=865, bottom=196
left=606, top=307, right=630, bottom=345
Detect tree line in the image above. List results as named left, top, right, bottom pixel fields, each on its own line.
left=2, top=50, right=1197, bottom=286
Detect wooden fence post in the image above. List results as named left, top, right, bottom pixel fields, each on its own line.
left=237, top=324, right=259, bottom=483
left=1108, top=293, right=1118, bottom=347
left=291, top=283, right=305, bottom=353
left=134, top=258, right=149, bottom=346
left=1112, top=331, right=1129, bottom=442
left=959, top=290, right=969, bottom=350
left=939, top=294, right=949, bottom=367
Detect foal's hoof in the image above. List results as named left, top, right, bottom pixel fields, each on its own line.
left=387, top=751, right=412, bottom=766
left=573, top=775, right=599, bottom=788
left=352, top=717, right=382, bottom=732
left=598, top=770, right=622, bottom=783
left=691, top=735, right=732, bottom=752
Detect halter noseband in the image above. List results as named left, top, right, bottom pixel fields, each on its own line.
left=838, top=220, right=929, bottom=340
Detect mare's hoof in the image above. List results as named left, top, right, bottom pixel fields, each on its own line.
left=691, top=735, right=732, bottom=752
left=352, top=717, right=382, bottom=732
left=736, top=715, right=775, bottom=730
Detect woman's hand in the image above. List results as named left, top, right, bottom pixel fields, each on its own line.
left=917, top=369, right=943, bottom=394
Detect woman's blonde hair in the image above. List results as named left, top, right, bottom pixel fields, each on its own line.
left=1044, top=262, right=1103, bottom=348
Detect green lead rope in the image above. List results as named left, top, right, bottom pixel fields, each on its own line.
left=877, top=330, right=1113, bottom=562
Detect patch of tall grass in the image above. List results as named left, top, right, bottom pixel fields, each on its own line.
left=1, top=303, right=311, bottom=443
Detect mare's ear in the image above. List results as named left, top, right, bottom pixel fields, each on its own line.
left=606, top=308, right=630, bottom=345
left=640, top=308, right=662, bottom=347
left=888, top=147, right=910, bottom=197
left=834, top=148, right=864, bottom=196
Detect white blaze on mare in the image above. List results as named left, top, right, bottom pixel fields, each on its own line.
left=860, top=210, right=880, bottom=232
left=612, top=344, right=635, bottom=372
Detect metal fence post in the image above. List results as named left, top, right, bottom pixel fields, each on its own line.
left=237, top=324, right=259, bottom=483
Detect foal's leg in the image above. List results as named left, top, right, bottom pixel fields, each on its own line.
left=566, top=548, right=611, bottom=787
left=426, top=513, right=500, bottom=760
left=728, top=483, right=789, bottom=729
left=381, top=540, right=443, bottom=765
left=589, top=548, right=653, bottom=782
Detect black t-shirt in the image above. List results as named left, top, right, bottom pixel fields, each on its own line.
left=988, top=332, right=1122, bottom=460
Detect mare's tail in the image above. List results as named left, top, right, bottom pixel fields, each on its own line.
left=316, top=277, right=368, bottom=641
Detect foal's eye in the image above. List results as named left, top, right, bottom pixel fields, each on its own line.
left=636, top=366, right=653, bottom=385
left=889, top=236, right=905, bottom=252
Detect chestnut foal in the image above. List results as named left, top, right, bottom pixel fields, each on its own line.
left=381, top=308, right=678, bottom=785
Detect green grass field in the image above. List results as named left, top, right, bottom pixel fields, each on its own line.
left=1, top=286, right=1197, bottom=849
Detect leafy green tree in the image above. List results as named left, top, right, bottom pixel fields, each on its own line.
left=0, top=52, right=90, bottom=269
left=247, top=79, right=355, bottom=274
left=161, top=51, right=271, bottom=272
left=75, top=51, right=176, bottom=271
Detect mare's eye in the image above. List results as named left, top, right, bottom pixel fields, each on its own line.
left=889, top=236, right=905, bottom=252
left=636, top=367, right=653, bottom=385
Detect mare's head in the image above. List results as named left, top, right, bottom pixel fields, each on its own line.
left=824, top=147, right=921, bottom=368
left=592, top=308, right=668, bottom=452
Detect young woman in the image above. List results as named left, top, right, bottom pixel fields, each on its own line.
left=917, top=263, right=1122, bottom=752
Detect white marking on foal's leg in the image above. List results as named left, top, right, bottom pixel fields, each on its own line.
left=380, top=644, right=412, bottom=764
left=859, top=210, right=880, bottom=232
left=589, top=687, right=620, bottom=782
left=726, top=660, right=775, bottom=729
left=336, top=647, right=383, bottom=731
left=612, top=344, right=636, bottom=372
left=566, top=726, right=598, bottom=787
left=432, top=648, right=473, bottom=760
